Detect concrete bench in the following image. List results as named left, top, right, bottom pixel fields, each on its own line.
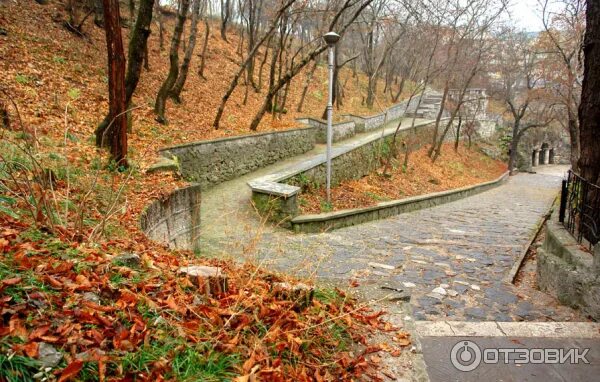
left=248, top=180, right=300, bottom=226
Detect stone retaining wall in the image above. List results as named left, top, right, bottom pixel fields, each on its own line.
left=387, top=102, right=407, bottom=120
left=160, top=127, right=316, bottom=189
left=341, top=113, right=386, bottom=133
left=537, top=217, right=600, bottom=320
left=295, top=117, right=356, bottom=143
left=139, top=184, right=202, bottom=251
left=290, top=172, right=509, bottom=233
left=286, top=122, right=437, bottom=188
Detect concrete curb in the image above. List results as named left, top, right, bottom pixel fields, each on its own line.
left=415, top=321, right=600, bottom=338
left=402, top=304, right=431, bottom=382
left=290, top=172, right=510, bottom=233
left=503, top=193, right=559, bottom=284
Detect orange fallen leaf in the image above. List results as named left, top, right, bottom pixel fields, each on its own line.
left=23, top=342, right=39, bottom=357
left=58, top=360, right=83, bottom=382
left=2, top=277, right=22, bottom=286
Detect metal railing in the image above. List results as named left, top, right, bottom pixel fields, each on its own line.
left=559, top=170, right=600, bottom=250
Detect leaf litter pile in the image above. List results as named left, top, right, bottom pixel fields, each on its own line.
left=0, top=213, right=411, bottom=381
left=300, top=142, right=508, bottom=214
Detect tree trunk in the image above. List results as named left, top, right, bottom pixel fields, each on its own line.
left=297, top=60, right=318, bottom=112
left=93, top=0, right=104, bottom=27
left=454, top=114, right=462, bottom=151
left=578, top=0, right=600, bottom=185
left=257, top=34, right=272, bottom=91
left=154, top=0, right=191, bottom=124
left=390, top=77, right=405, bottom=103
left=508, top=122, right=521, bottom=175
left=95, top=0, right=154, bottom=146
left=101, top=0, right=127, bottom=167
left=568, top=110, right=580, bottom=170
left=156, top=2, right=164, bottom=50
left=124, top=0, right=154, bottom=105
left=366, top=75, right=377, bottom=108
left=198, top=17, right=210, bottom=79
left=220, top=0, right=230, bottom=41
left=170, top=0, right=201, bottom=103
left=129, top=0, right=135, bottom=27
left=429, top=84, right=449, bottom=157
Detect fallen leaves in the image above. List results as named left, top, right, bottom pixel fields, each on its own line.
left=0, top=212, right=405, bottom=381
left=301, top=142, right=508, bottom=213
left=58, top=360, right=84, bottom=382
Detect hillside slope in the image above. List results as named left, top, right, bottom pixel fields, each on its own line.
left=1, top=0, right=402, bottom=165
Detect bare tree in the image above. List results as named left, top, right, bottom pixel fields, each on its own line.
left=493, top=31, right=555, bottom=174
left=540, top=0, right=585, bottom=168
left=247, top=0, right=375, bottom=131
left=220, top=0, right=231, bottom=41
left=154, top=0, right=191, bottom=124
left=95, top=0, right=154, bottom=144
left=100, top=0, right=128, bottom=167
left=170, top=0, right=204, bottom=102
left=212, top=0, right=297, bottom=129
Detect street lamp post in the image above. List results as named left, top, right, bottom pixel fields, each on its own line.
left=323, top=31, right=340, bottom=203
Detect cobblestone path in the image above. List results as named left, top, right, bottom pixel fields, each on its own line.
left=212, top=165, right=584, bottom=322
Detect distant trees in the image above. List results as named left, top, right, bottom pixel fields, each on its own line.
left=539, top=0, right=585, bottom=169
left=247, top=0, right=375, bottom=131
left=493, top=31, right=554, bottom=174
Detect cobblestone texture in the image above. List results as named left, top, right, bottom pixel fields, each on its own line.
left=201, top=163, right=584, bottom=322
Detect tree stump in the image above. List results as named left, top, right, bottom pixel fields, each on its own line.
left=272, top=282, right=314, bottom=309
left=178, top=265, right=228, bottom=297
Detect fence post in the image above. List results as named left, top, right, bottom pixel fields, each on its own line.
left=559, top=179, right=568, bottom=223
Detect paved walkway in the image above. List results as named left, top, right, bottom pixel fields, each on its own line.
left=202, top=159, right=580, bottom=322
left=196, top=129, right=596, bottom=380
left=198, top=117, right=428, bottom=252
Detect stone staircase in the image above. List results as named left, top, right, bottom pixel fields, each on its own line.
left=405, top=90, right=444, bottom=119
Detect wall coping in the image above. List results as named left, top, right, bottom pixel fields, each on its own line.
left=159, top=126, right=315, bottom=153
left=340, top=111, right=387, bottom=120
left=248, top=180, right=300, bottom=198
left=290, top=172, right=509, bottom=231
left=545, top=215, right=594, bottom=269
left=295, top=117, right=355, bottom=127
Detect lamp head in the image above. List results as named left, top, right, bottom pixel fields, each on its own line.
left=323, top=31, right=340, bottom=46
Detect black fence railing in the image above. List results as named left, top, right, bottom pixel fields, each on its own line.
left=559, top=170, right=600, bottom=250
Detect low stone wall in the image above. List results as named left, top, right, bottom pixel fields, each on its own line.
left=290, top=172, right=509, bottom=233
left=248, top=120, right=442, bottom=225
left=295, top=118, right=356, bottom=143
left=140, top=184, right=202, bottom=251
left=537, top=217, right=600, bottom=320
left=387, top=102, right=407, bottom=120
left=160, top=127, right=316, bottom=189
left=342, top=112, right=386, bottom=133
left=286, top=121, right=437, bottom=188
